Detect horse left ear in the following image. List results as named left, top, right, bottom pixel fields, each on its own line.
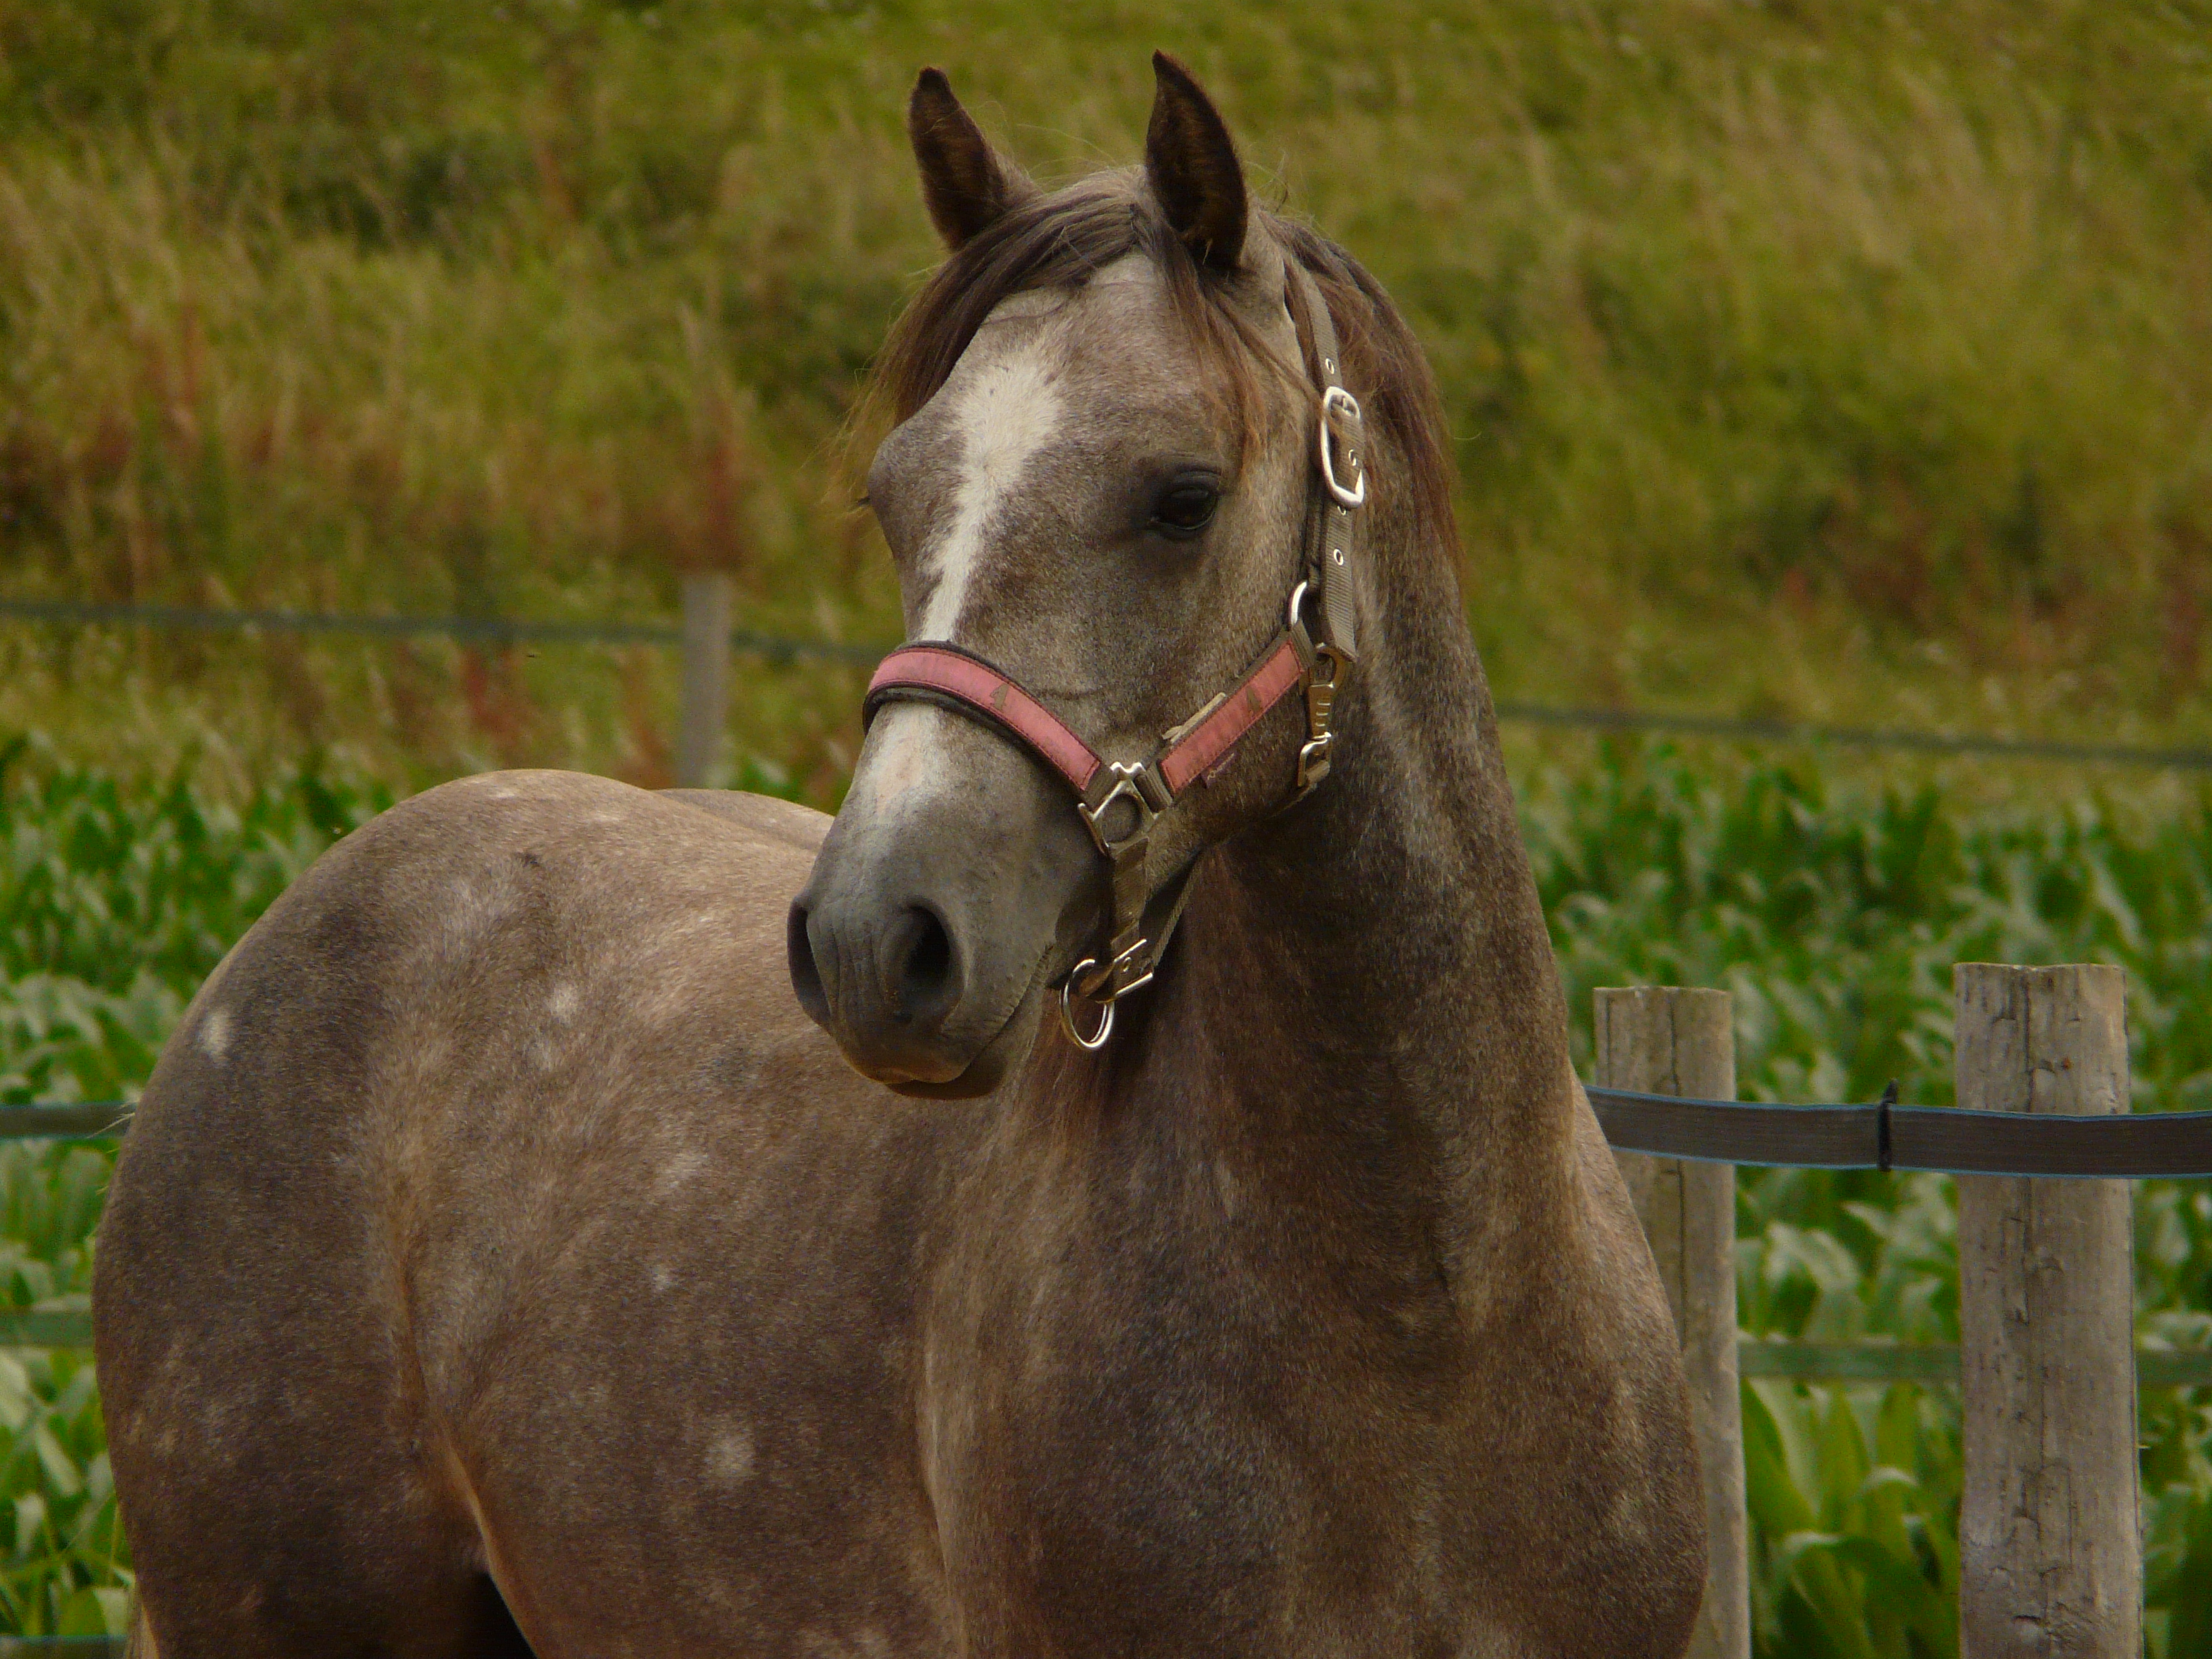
left=1145, top=52, right=1248, bottom=271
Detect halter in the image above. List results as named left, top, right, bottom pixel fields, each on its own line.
left=863, top=261, right=1368, bottom=1050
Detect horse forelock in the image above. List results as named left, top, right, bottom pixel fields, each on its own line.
left=863, top=173, right=1458, bottom=570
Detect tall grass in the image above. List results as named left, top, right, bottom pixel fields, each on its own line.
left=1, top=1, right=2209, bottom=784
left=1, top=741, right=2208, bottom=1648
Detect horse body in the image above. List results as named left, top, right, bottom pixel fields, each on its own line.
left=96, top=56, right=1704, bottom=1659
left=97, top=781, right=962, bottom=1655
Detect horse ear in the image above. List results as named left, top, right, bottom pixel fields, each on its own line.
left=1144, top=51, right=1247, bottom=270
left=908, top=68, right=1036, bottom=251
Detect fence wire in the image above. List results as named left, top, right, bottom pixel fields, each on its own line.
left=5, top=597, right=2209, bottom=771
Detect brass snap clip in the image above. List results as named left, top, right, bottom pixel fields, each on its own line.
left=1298, top=645, right=1342, bottom=792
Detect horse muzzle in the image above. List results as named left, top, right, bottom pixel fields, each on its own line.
left=787, top=703, right=1093, bottom=1098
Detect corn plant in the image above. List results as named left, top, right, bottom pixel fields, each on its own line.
left=0, top=1144, right=121, bottom=1636
left=2, top=742, right=2209, bottom=1645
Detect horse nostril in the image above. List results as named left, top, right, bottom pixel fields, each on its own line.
left=787, top=901, right=831, bottom=1027
left=892, top=905, right=958, bottom=1027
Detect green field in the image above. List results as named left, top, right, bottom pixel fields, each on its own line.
left=3, top=742, right=2209, bottom=1654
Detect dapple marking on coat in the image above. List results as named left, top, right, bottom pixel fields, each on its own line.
left=96, top=54, right=1704, bottom=1659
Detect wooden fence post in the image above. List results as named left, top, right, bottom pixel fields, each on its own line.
left=676, top=572, right=733, bottom=788
left=1595, top=987, right=1748, bottom=1659
left=1954, top=964, right=2139, bottom=1658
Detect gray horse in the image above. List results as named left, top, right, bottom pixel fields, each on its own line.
left=95, top=55, right=1704, bottom=1658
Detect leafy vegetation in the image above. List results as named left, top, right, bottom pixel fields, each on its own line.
left=0, top=734, right=391, bottom=1107
left=0, top=743, right=2207, bottom=1650
left=1525, top=749, right=2212, bottom=1658
left=0, top=737, right=389, bottom=1635
left=1, top=0, right=2209, bottom=787
left=0, top=1155, right=125, bottom=1639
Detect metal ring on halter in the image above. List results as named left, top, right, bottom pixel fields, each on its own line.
left=1059, top=962, right=1115, bottom=1050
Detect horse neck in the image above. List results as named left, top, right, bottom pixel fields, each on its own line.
left=1144, top=523, right=1581, bottom=1281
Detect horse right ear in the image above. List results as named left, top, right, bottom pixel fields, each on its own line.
left=907, top=68, right=1036, bottom=251
left=1144, top=52, right=1246, bottom=270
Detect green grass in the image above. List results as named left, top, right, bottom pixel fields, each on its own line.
left=1, top=741, right=2209, bottom=1651
left=1, top=0, right=2209, bottom=785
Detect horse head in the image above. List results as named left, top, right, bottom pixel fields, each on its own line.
left=790, top=55, right=1358, bottom=1097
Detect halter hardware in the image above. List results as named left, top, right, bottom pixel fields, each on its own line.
left=1060, top=968, right=1117, bottom=1050
left=863, top=260, right=1367, bottom=1050
left=1317, top=386, right=1366, bottom=508
left=1079, top=760, right=1170, bottom=857
left=1298, top=644, right=1342, bottom=794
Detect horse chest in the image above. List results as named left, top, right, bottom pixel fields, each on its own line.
left=914, top=1164, right=1469, bottom=1656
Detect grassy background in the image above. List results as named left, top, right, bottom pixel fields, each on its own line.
left=1, top=0, right=2209, bottom=790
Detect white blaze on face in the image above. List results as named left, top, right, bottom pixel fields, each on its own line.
left=862, top=307, right=1069, bottom=807
left=916, top=325, right=1067, bottom=638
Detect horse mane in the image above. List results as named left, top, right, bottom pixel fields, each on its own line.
left=863, top=171, right=1458, bottom=557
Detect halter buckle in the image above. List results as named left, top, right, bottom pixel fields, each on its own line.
left=1101, top=935, right=1157, bottom=1000
left=1317, top=386, right=1366, bottom=508
left=1079, top=761, right=1164, bottom=856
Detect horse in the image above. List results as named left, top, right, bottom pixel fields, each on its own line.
left=94, top=54, right=1704, bottom=1658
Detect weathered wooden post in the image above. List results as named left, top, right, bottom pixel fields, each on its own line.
left=676, top=571, right=733, bottom=788
left=1595, top=987, right=1748, bottom=1659
left=1954, top=964, right=2139, bottom=1658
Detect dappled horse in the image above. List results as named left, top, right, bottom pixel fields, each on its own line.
left=95, top=56, right=1704, bottom=1658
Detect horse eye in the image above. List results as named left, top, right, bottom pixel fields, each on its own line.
left=1150, top=479, right=1221, bottom=539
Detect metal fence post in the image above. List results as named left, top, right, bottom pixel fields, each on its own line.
left=1595, top=987, right=1748, bottom=1659
left=676, top=572, right=733, bottom=787
left=1954, top=964, right=2140, bottom=1658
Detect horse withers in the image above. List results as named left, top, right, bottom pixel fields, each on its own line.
left=96, top=55, right=1705, bottom=1658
